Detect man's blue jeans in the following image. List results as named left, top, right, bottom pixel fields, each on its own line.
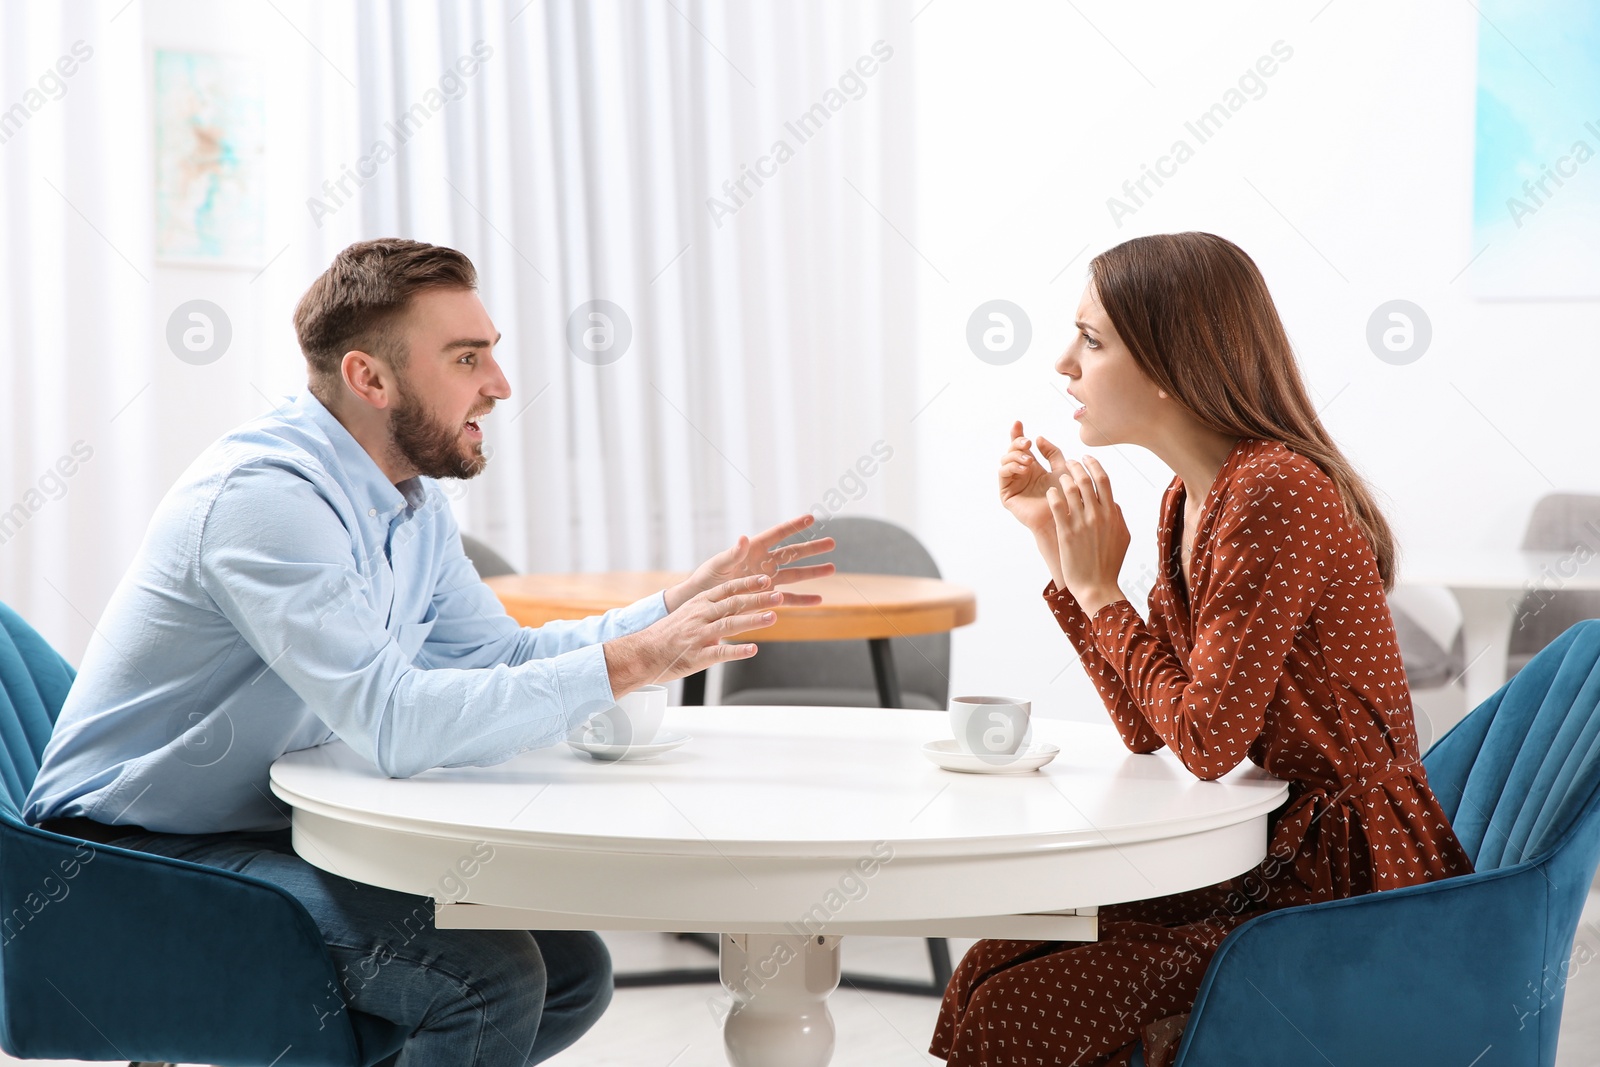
left=107, top=826, right=612, bottom=1065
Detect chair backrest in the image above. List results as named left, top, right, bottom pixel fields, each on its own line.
left=1389, top=602, right=1464, bottom=690
left=1509, top=493, right=1600, bottom=665
left=799, top=516, right=942, bottom=577
left=1423, top=619, right=1600, bottom=871
left=460, top=533, right=517, bottom=579
left=719, top=516, right=951, bottom=707
left=1519, top=492, right=1600, bottom=553
left=0, top=603, right=73, bottom=822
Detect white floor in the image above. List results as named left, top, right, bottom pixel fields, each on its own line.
left=5, top=898, right=1599, bottom=1066
left=1557, top=882, right=1600, bottom=1067
left=563, top=933, right=968, bottom=1066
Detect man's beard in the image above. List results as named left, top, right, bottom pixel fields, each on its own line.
left=387, top=382, right=488, bottom=481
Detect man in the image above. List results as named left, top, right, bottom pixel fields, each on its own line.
left=24, top=238, right=834, bottom=1063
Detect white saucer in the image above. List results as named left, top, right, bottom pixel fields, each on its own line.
left=566, top=732, right=691, bottom=762
left=921, top=738, right=1059, bottom=775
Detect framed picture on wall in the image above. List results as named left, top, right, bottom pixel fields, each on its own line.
left=1468, top=1, right=1600, bottom=300
left=153, top=49, right=265, bottom=267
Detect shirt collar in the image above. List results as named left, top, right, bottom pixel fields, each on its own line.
left=295, top=392, right=428, bottom=518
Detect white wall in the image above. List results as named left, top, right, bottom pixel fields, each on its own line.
left=908, top=1, right=1600, bottom=721
left=14, top=0, right=1597, bottom=715
left=141, top=0, right=323, bottom=477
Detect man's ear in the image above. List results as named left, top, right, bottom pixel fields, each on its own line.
left=340, top=350, right=394, bottom=411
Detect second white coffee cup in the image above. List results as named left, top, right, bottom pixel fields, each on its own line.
left=949, top=695, right=1031, bottom=757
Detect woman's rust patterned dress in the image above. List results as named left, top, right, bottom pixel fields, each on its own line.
left=931, top=438, right=1473, bottom=1067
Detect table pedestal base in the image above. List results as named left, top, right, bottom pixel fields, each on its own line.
left=719, top=933, right=842, bottom=1067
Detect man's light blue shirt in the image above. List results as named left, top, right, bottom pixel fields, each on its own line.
left=24, top=392, right=667, bottom=833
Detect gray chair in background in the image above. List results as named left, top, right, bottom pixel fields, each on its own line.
left=1507, top=492, right=1600, bottom=678
left=1390, top=492, right=1600, bottom=751
left=1391, top=602, right=1466, bottom=693
left=460, top=532, right=516, bottom=579
left=720, top=516, right=951, bottom=711
left=1389, top=597, right=1467, bottom=752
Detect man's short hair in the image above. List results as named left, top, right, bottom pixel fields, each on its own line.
left=294, top=238, right=478, bottom=402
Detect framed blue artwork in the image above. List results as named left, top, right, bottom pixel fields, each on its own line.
left=154, top=49, right=265, bottom=267
left=1470, top=1, right=1600, bottom=299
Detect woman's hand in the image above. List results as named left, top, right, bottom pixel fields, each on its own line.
left=1038, top=442, right=1131, bottom=616
left=666, top=513, right=836, bottom=613
left=998, top=420, right=1058, bottom=536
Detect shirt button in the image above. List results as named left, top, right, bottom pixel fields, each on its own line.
left=368, top=508, right=377, bottom=517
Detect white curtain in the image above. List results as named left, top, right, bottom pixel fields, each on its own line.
left=312, top=0, right=918, bottom=574
left=0, top=1, right=155, bottom=662
left=0, top=0, right=917, bottom=661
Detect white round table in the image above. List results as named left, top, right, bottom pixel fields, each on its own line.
left=1398, top=549, right=1600, bottom=710
left=271, top=706, right=1289, bottom=1067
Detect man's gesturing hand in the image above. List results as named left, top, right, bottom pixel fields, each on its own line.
left=664, top=513, right=836, bottom=612
left=605, top=574, right=782, bottom=695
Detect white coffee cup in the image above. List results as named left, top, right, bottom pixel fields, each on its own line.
left=949, top=695, right=1031, bottom=758
left=578, top=684, right=667, bottom=750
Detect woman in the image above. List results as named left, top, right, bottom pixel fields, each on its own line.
left=930, top=232, right=1472, bottom=1067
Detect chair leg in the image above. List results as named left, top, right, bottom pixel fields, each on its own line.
left=613, top=964, right=721, bottom=987
left=926, top=935, right=954, bottom=989
left=868, top=638, right=904, bottom=708
left=677, top=930, right=722, bottom=953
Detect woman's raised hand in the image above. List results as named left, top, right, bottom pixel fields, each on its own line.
left=998, top=420, right=1058, bottom=535
left=1041, top=449, right=1131, bottom=616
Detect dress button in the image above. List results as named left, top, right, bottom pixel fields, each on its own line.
left=369, top=508, right=377, bottom=517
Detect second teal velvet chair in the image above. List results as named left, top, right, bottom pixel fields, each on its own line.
left=1152, top=618, right=1600, bottom=1066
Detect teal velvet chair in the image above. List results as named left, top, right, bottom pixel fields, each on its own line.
left=0, top=601, right=407, bottom=1065
left=1150, top=617, right=1600, bottom=1067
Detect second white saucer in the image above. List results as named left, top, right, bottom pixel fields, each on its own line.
left=921, top=738, right=1059, bottom=775
left=566, top=732, right=692, bottom=762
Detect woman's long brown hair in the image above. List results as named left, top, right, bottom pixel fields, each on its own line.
left=1088, top=231, right=1399, bottom=591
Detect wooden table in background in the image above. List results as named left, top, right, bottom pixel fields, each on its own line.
left=487, top=571, right=977, bottom=707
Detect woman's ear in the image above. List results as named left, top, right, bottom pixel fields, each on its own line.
left=1157, top=389, right=1168, bottom=399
